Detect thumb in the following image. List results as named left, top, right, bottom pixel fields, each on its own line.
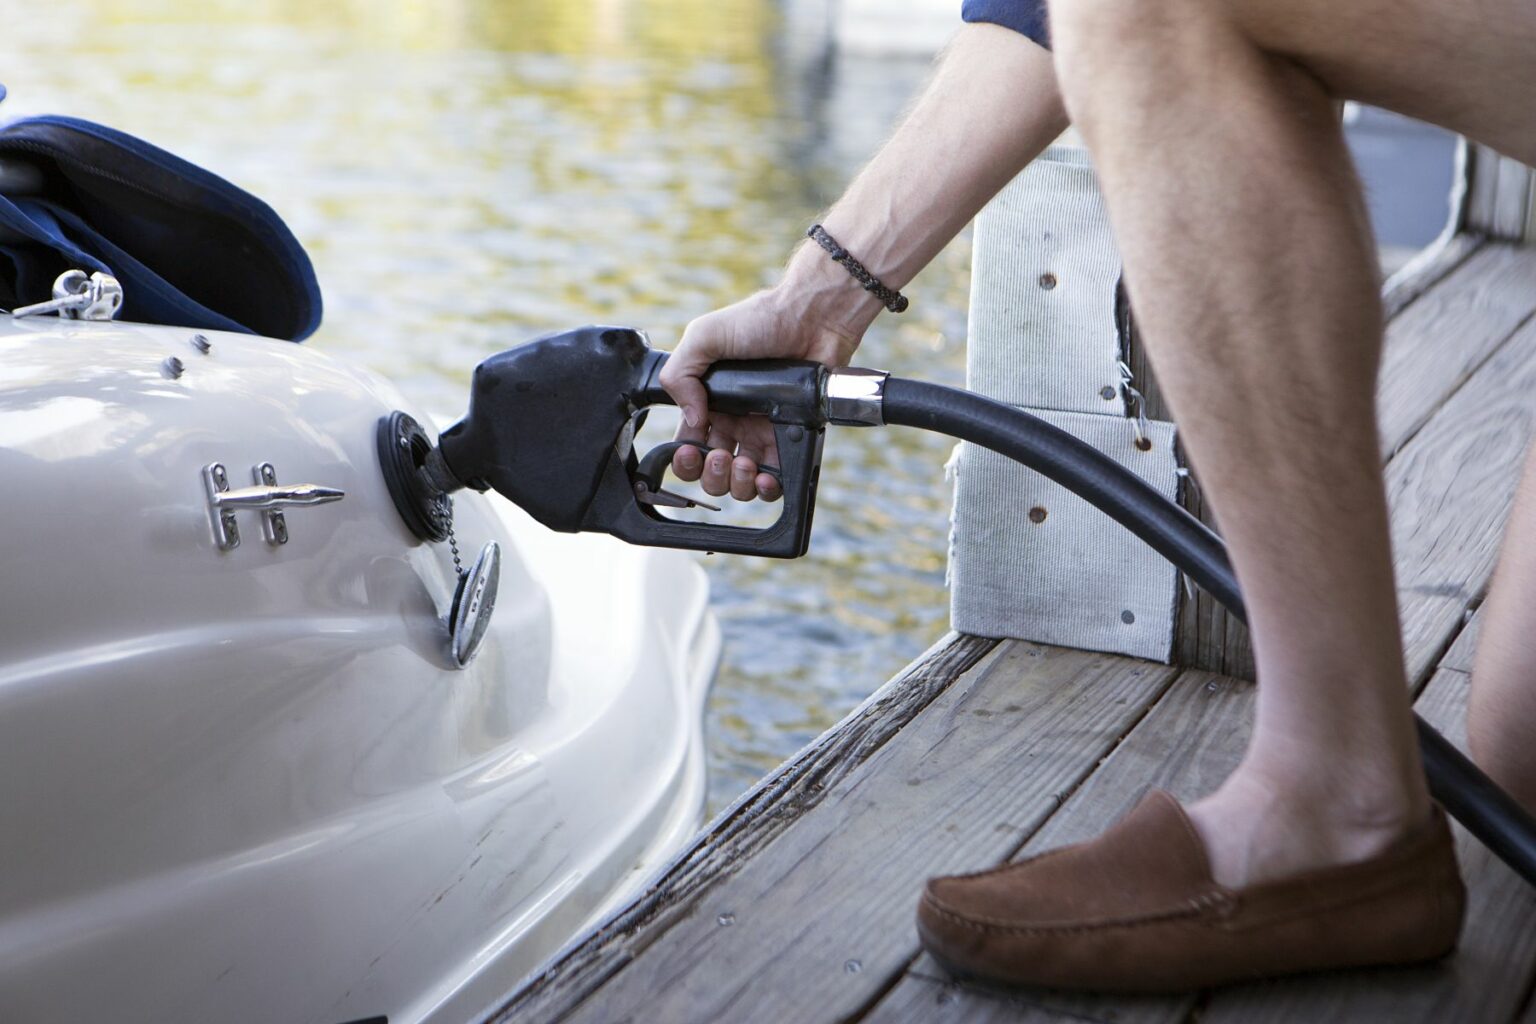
left=660, top=317, right=724, bottom=434
left=667, top=374, right=710, bottom=436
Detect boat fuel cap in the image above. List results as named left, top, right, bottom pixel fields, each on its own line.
left=448, top=541, right=500, bottom=667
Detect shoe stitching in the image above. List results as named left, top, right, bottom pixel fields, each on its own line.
left=1217, top=861, right=1463, bottom=932
left=939, top=796, right=1448, bottom=892
left=920, top=892, right=1209, bottom=935
left=1214, top=821, right=1460, bottom=928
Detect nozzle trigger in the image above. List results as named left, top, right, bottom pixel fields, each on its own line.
left=634, top=440, right=782, bottom=501
left=633, top=479, right=722, bottom=512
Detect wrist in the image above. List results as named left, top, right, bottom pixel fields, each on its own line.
left=776, top=238, right=886, bottom=342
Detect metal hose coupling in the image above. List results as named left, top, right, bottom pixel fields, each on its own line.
left=823, top=367, right=889, bottom=426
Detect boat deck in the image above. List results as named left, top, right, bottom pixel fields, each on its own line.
left=489, top=237, right=1536, bottom=1023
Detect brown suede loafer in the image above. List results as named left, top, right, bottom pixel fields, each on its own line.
left=917, top=790, right=1465, bottom=992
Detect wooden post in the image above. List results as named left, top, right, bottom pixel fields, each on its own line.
left=1461, top=142, right=1535, bottom=244
left=951, top=148, right=1184, bottom=664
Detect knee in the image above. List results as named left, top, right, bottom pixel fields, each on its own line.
left=1045, top=0, right=1225, bottom=119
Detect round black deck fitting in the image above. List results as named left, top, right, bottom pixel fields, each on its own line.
left=376, top=410, right=453, bottom=543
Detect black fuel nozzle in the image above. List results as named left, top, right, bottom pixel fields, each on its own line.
left=381, top=325, right=879, bottom=558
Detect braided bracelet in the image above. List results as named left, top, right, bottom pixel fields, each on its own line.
left=806, top=225, right=909, bottom=313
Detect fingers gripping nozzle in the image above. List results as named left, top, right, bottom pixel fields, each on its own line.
left=378, top=325, right=887, bottom=557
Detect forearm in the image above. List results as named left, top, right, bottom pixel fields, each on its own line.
left=780, top=22, right=1068, bottom=337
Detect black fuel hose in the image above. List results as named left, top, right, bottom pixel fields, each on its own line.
left=881, top=375, right=1536, bottom=885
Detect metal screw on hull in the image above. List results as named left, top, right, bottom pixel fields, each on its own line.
left=190, top=334, right=212, bottom=354
left=162, top=356, right=185, bottom=379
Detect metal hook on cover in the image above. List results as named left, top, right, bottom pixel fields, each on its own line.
left=13, top=269, right=124, bottom=321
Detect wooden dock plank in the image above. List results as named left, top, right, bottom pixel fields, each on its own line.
left=1465, top=144, right=1536, bottom=244
left=1377, top=243, right=1536, bottom=459
left=540, top=644, right=1179, bottom=1024
left=1390, top=314, right=1536, bottom=681
left=861, top=308, right=1536, bottom=1023
left=1438, top=607, right=1482, bottom=675
left=866, top=635, right=1522, bottom=1023
left=1380, top=233, right=1484, bottom=320
left=865, top=668, right=1245, bottom=1024
left=865, top=967, right=1169, bottom=1024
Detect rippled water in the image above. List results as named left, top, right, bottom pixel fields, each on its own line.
left=0, top=0, right=971, bottom=810
left=0, top=0, right=1452, bottom=812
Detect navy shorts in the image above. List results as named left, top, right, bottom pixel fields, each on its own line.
left=962, top=0, right=1052, bottom=49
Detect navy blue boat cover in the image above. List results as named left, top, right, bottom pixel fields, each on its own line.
left=0, top=93, right=321, bottom=341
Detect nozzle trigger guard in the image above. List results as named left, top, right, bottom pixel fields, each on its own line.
left=630, top=440, right=785, bottom=512
left=591, top=421, right=824, bottom=559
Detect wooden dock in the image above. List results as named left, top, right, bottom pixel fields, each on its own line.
left=486, top=231, right=1536, bottom=1022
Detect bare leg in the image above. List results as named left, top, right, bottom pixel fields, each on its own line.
left=1047, top=0, right=1536, bottom=886
left=1470, top=446, right=1536, bottom=811
left=1050, top=0, right=1422, bottom=887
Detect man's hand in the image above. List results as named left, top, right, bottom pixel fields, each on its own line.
left=659, top=285, right=866, bottom=502
left=657, top=22, right=1067, bottom=504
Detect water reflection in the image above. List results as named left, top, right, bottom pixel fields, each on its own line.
left=0, top=0, right=967, bottom=810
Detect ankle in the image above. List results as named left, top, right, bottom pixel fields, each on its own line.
left=1209, top=771, right=1426, bottom=833
left=1187, top=767, right=1430, bottom=888
left=1243, top=728, right=1430, bottom=815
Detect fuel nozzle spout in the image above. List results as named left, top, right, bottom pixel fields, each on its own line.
left=419, top=445, right=465, bottom=496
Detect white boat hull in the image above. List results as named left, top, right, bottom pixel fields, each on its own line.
left=0, top=317, right=716, bottom=1023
